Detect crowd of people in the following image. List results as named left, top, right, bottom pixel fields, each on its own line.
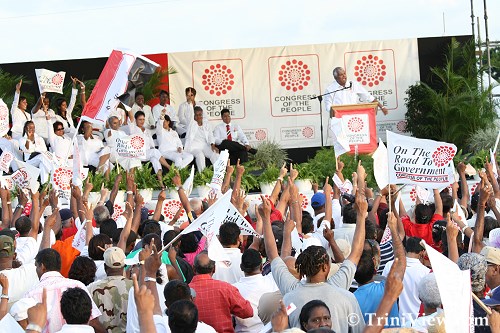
left=2, top=70, right=500, bottom=333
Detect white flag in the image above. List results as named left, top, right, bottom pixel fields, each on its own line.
left=0, top=151, right=14, bottom=174
left=329, top=117, right=350, bottom=157
left=451, top=199, right=467, bottom=224
left=35, top=69, right=66, bottom=94
left=371, top=138, right=389, bottom=190
left=210, top=150, right=229, bottom=192
left=115, top=134, right=146, bottom=158
left=180, top=190, right=233, bottom=262
left=183, top=165, right=195, bottom=197
left=13, top=160, right=40, bottom=193
left=387, top=131, right=457, bottom=189
left=491, top=149, right=498, bottom=179
left=221, top=203, right=260, bottom=237
left=0, top=99, right=9, bottom=137
left=424, top=241, right=473, bottom=333
left=333, top=174, right=353, bottom=194
left=72, top=139, right=88, bottom=187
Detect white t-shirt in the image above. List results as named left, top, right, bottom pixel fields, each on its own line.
left=14, top=237, right=38, bottom=265
left=0, top=264, right=39, bottom=305
left=212, top=247, right=244, bottom=284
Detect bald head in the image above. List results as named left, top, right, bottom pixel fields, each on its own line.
left=193, top=251, right=215, bottom=275
left=189, top=198, right=202, bottom=215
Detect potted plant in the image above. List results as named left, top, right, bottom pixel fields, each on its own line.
left=193, top=166, right=213, bottom=198
left=87, top=171, right=106, bottom=205
left=133, top=163, right=159, bottom=203
left=294, top=162, right=316, bottom=192
left=240, top=172, right=260, bottom=193
left=248, top=140, right=288, bottom=169
left=257, top=165, right=280, bottom=195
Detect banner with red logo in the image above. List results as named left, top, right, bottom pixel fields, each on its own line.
left=168, top=39, right=419, bottom=148
left=81, top=50, right=159, bottom=124
left=115, top=134, right=146, bottom=158
left=0, top=151, right=14, bottom=174
left=387, top=131, right=457, bottom=189
left=51, top=167, right=73, bottom=200
left=35, top=69, right=66, bottom=94
left=332, top=103, right=378, bottom=153
left=0, top=99, right=9, bottom=137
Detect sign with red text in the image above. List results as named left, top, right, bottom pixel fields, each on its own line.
left=115, top=134, right=146, bottom=158
left=35, top=69, right=66, bottom=94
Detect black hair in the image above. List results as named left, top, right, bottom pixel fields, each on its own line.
left=134, top=110, right=145, bottom=120
left=299, top=300, right=330, bottom=331
left=159, top=90, right=170, bottom=98
left=378, top=207, right=389, bottom=230
left=194, top=106, right=203, bottom=113
left=56, top=98, right=66, bottom=110
left=185, top=87, right=196, bottom=96
left=432, top=220, right=447, bottom=245
left=79, top=120, right=90, bottom=135
left=100, top=218, right=118, bottom=240
left=240, top=248, right=262, bottom=274
left=53, top=121, right=64, bottom=132
left=342, top=203, right=357, bottom=224
left=15, top=216, right=32, bottom=236
left=135, top=91, right=144, bottom=98
left=484, top=217, right=499, bottom=238
left=220, top=108, right=230, bottom=117
left=440, top=193, right=453, bottom=215
left=35, top=248, right=61, bottom=272
left=141, top=220, right=161, bottom=237
left=60, top=288, right=92, bottom=324
left=164, top=280, right=191, bottom=307
left=88, top=234, right=112, bottom=260
left=415, top=204, right=433, bottom=224
left=365, top=220, right=378, bottom=240
left=142, top=233, right=162, bottom=249
left=354, top=250, right=376, bottom=285
left=219, top=222, right=240, bottom=246
left=295, top=246, right=329, bottom=279
left=167, top=300, right=198, bottom=333
left=22, top=121, right=35, bottom=137
left=180, top=233, right=199, bottom=254
left=68, top=256, right=97, bottom=286
left=405, top=237, right=425, bottom=254
left=302, top=212, right=314, bottom=234
left=193, top=250, right=215, bottom=274
left=163, top=230, right=180, bottom=247
left=163, top=115, right=173, bottom=128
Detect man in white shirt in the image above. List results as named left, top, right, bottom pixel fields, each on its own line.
left=212, top=222, right=244, bottom=285
left=152, top=90, right=178, bottom=128
left=233, top=249, right=278, bottom=333
left=323, top=67, right=388, bottom=117
left=382, top=237, right=430, bottom=323
left=55, top=287, right=95, bottom=333
left=129, top=92, right=155, bottom=129
left=213, top=109, right=255, bottom=165
left=184, top=107, right=219, bottom=171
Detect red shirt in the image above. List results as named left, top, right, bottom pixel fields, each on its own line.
left=402, top=214, right=443, bottom=249
left=189, top=274, right=253, bottom=333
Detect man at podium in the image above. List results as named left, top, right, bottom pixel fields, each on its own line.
left=324, top=67, right=388, bottom=117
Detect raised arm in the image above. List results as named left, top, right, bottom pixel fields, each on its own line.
left=221, top=161, right=234, bottom=194
left=248, top=205, right=263, bottom=251
left=39, top=208, right=58, bottom=250
left=0, top=188, right=12, bottom=230
left=269, top=163, right=287, bottom=206
left=336, top=158, right=345, bottom=183
left=288, top=178, right=302, bottom=234
left=446, top=213, right=460, bottom=263
left=117, top=202, right=133, bottom=252
left=346, top=161, right=367, bottom=265
left=12, top=189, right=28, bottom=228
left=473, top=175, right=491, bottom=253
left=280, top=216, right=294, bottom=258
left=232, top=159, right=244, bottom=200
left=433, top=189, right=443, bottom=216
left=10, top=80, right=21, bottom=113
left=457, top=162, right=469, bottom=207
left=152, top=190, right=166, bottom=222
left=485, top=160, right=500, bottom=199
left=108, top=173, right=123, bottom=206
left=388, top=212, right=406, bottom=268
left=261, top=195, right=278, bottom=261
left=172, top=170, right=193, bottom=219
left=28, top=192, right=41, bottom=240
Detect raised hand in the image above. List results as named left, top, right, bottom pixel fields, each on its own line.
left=15, top=79, right=22, bottom=92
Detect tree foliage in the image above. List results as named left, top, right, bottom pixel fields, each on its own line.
left=404, top=39, right=498, bottom=150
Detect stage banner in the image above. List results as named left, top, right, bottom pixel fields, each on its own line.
left=331, top=102, right=378, bottom=153
left=168, top=38, right=419, bottom=148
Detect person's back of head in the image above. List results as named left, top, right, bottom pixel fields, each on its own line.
left=432, top=220, right=447, bottom=245
left=219, top=222, right=240, bottom=247
left=15, top=216, right=32, bottom=236
left=142, top=233, right=162, bottom=250
left=168, top=300, right=198, bottom=333
left=458, top=252, right=487, bottom=293
left=60, top=287, right=92, bottom=325
left=418, top=273, right=441, bottom=310
left=189, top=198, right=203, bottom=215
left=93, top=205, right=110, bottom=226
left=484, top=217, right=499, bottom=238
left=240, top=248, right=262, bottom=275
left=193, top=250, right=215, bottom=275
left=365, top=220, right=378, bottom=240
left=164, top=280, right=191, bottom=308
left=163, top=230, right=180, bottom=248
left=140, top=220, right=161, bottom=238
left=302, top=213, right=314, bottom=235
left=295, top=246, right=329, bottom=280
left=180, top=233, right=199, bottom=254
left=354, top=250, right=376, bottom=285
left=35, top=248, right=61, bottom=273
left=88, top=234, right=112, bottom=261
left=100, top=218, right=118, bottom=240
left=405, top=237, right=425, bottom=255
left=414, top=204, right=433, bottom=224
left=342, top=203, right=357, bottom=224
left=440, top=193, right=453, bottom=216
left=68, top=256, right=96, bottom=286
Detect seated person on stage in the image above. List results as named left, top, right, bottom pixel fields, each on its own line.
left=105, top=116, right=128, bottom=164
left=156, top=114, right=194, bottom=169
left=78, top=120, right=111, bottom=173
left=324, top=67, right=388, bottom=117
left=129, top=92, right=154, bottom=129
left=152, top=90, right=178, bottom=129
left=213, top=108, right=256, bottom=165
left=19, top=120, right=52, bottom=184
left=184, top=106, right=219, bottom=171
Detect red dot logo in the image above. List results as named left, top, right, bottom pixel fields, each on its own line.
left=470, top=182, right=479, bottom=197
left=202, top=64, right=234, bottom=96
left=278, top=59, right=311, bottom=92
left=396, top=120, right=407, bottom=132
left=354, top=55, right=386, bottom=87
left=347, top=117, right=364, bottom=132
left=432, top=145, right=456, bottom=167
left=409, top=187, right=417, bottom=202
left=53, top=167, right=72, bottom=191
left=130, top=135, right=145, bottom=150
left=52, top=74, right=63, bottom=85
left=255, top=129, right=267, bottom=141
left=0, top=104, right=8, bottom=121
left=299, top=193, right=309, bottom=210
left=302, top=126, right=314, bottom=138
left=163, top=200, right=185, bottom=220
left=112, top=203, right=124, bottom=221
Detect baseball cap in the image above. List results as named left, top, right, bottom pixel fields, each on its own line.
left=311, top=192, right=326, bottom=209
left=59, top=208, right=73, bottom=221
left=104, top=247, right=126, bottom=268
left=0, top=235, right=14, bottom=258
left=481, top=246, right=500, bottom=266
left=484, top=287, right=500, bottom=306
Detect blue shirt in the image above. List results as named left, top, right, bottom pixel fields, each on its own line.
left=354, top=280, right=400, bottom=327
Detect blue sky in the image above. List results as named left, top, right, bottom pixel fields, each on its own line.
left=0, top=0, right=498, bottom=63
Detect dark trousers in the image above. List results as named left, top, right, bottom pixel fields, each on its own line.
left=216, top=140, right=248, bottom=165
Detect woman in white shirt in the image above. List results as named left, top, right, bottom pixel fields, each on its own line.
left=156, top=115, right=194, bottom=169
left=54, top=80, right=78, bottom=136
left=177, top=87, right=197, bottom=136
left=10, top=80, right=31, bottom=140
left=46, top=113, right=73, bottom=162
left=78, top=121, right=111, bottom=173
left=19, top=121, right=52, bottom=184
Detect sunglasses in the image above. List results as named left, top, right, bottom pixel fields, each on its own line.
left=55, top=127, right=64, bottom=131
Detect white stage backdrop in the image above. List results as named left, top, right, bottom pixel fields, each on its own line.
left=168, top=38, right=419, bottom=149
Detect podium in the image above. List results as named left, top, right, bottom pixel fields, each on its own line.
left=331, top=102, right=378, bottom=153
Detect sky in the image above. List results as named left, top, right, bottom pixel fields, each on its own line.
left=0, top=0, right=498, bottom=64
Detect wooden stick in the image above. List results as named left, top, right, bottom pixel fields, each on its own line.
left=472, top=292, right=493, bottom=316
